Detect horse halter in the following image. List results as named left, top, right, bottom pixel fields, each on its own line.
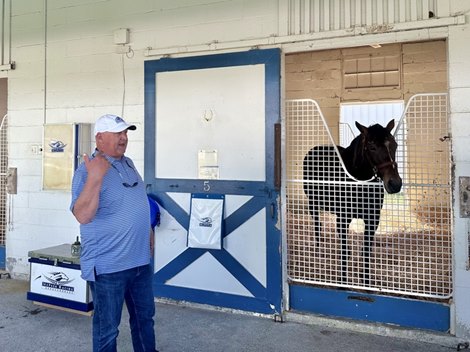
left=363, top=138, right=397, bottom=179
left=373, top=160, right=398, bottom=177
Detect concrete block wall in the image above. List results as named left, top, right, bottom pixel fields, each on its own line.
left=285, top=50, right=342, bottom=139
left=285, top=41, right=448, bottom=124
left=5, top=0, right=280, bottom=278
left=403, top=40, right=448, bottom=99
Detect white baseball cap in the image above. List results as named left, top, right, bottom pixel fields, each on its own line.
left=94, top=114, right=136, bottom=136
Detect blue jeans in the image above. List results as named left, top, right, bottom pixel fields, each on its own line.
left=89, top=264, right=156, bottom=352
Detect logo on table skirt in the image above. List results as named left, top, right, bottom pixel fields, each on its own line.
left=34, top=271, right=75, bottom=293
left=199, top=217, right=213, bottom=227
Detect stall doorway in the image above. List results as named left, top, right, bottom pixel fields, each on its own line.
left=286, top=94, right=451, bottom=331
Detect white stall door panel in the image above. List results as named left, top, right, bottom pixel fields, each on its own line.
left=155, top=64, right=266, bottom=181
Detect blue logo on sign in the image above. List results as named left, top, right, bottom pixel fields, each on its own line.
left=199, top=217, right=213, bottom=227
left=49, top=140, right=67, bottom=153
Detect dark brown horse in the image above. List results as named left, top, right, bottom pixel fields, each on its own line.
left=303, top=120, right=402, bottom=285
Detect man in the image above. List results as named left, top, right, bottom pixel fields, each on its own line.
left=70, top=114, right=157, bottom=352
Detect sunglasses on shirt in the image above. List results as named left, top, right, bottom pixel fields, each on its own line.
left=111, top=162, right=138, bottom=188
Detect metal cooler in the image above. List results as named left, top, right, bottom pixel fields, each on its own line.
left=27, top=243, right=93, bottom=313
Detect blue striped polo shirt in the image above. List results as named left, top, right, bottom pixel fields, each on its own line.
left=70, top=152, right=151, bottom=282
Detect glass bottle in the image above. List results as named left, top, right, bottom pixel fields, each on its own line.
left=71, top=236, right=81, bottom=257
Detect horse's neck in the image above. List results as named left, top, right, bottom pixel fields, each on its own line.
left=340, top=140, right=376, bottom=180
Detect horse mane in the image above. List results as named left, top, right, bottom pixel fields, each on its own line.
left=339, top=124, right=384, bottom=181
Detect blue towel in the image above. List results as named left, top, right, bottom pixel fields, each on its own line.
left=148, top=196, right=161, bottom=228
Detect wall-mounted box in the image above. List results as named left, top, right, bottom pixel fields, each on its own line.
left=113, top=28, right=129, bottom=44
left=43, top=124, right=92, bottom=190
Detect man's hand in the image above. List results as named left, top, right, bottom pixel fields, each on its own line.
left=84, top=152, right=110, bottom=181
left=72, top=153, right=110, bottom=224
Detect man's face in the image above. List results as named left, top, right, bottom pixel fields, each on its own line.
left=96, top=130, right=128, bottom=158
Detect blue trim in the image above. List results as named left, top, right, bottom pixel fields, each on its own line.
left=192, top=193, right=225, bottom=200
left=155, top=248, right=265, bottom=298
left=155, top=248, right=206, bottom=282
left=154, top=284, right=274, bottom=314
left=210, top=250, right=266, bottom=297
left=27, top=292, right=93, bottom=312
left=145, top=49, right=282, bottom=315
left=289, top=285, right=450, bottom=332
left=150, top=179, right=269, bottom=196
left=224, top=196, right=266, bottom=237
left=0, top=245, right=4, bottom=269
left=150, top=191, right=189, bottom=230
left=149, top=191, right=267, bottom=236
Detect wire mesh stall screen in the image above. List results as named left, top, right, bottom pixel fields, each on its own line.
left=286, top=95, right=452, bottom=299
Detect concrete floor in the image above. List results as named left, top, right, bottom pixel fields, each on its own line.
left=0, top=277, right=465, bottom=352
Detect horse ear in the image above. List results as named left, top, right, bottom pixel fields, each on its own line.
left=386, top=119, right=395, bottom=132
left=355, top=121, right=367, bottom=134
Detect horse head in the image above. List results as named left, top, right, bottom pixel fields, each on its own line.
left=355, top=119, right=402, bottom=194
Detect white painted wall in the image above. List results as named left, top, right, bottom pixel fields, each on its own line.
left=4, top=0, right=470, bottom=339
left=447, top=1, right=470, bottom=338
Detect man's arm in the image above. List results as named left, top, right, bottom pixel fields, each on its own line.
left=72, top=153, right=109, bottom=224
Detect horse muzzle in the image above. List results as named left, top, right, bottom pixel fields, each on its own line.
left=376, top=161, right=402, bottom=194
left=384, top=176, right=403, bottom=194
